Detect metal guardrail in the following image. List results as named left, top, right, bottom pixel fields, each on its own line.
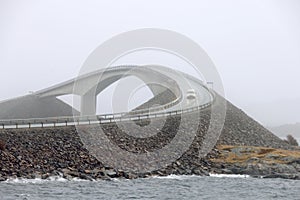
left=0, top=102, right=212, bottom=129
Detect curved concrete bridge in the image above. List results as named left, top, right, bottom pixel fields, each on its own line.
left=0, top=65, right=214, bottom=129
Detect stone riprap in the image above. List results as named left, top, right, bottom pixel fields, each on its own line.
left=0, top=95, right=298, bottom=181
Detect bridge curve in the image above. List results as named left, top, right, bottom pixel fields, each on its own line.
left=35, top=65, right=183, bottom=115
left=0, top=65, right=214, bottom=129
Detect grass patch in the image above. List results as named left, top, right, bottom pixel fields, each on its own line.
left=211, top=145, right=300, bottom=164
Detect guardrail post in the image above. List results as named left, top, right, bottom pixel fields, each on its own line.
left=41, top=122, right=44, bottom=128
left=1, top=124, right=4, bottom=129
left=28, top=123, right=31, bottom=129
left=16, top=123, right=18, bottom=129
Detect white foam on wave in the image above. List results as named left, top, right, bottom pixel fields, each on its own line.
left=152, top=174, right=250, bottom=180
left=2, top=174, right=250, bottom=183
left=3, top=176, right=91, bottom=184
left=5, top=177, right=45, bottom=184
left=209, top=174, right=250, bottom=178
left=152, top=174, right=198, bottom=180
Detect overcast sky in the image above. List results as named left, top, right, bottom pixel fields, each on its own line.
left=0, top=0, right=299, bottom=126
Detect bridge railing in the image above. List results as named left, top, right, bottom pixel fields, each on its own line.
left=0, top=101, right=212, bottom=129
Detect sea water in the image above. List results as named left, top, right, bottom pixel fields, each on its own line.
left=0, top=175, right=299, bottom=200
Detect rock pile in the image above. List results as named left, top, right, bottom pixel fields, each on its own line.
left=0, top=113, right=213, bottom=181
left=0, top=95, right=297, bottom=181
left=219, top=100, right=291, bottom=149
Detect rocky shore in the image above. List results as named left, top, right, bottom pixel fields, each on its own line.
left=0, top=97, right=299, bottom=181
left=210, top=145, right=300, bottom=180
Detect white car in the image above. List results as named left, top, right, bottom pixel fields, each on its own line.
left=186, top=89, right=196, bottom=100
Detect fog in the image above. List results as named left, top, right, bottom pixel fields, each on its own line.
left=0, top=0, right=299, bottom=126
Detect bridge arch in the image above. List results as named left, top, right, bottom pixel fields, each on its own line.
left=35, top=66, right=182, bottom=116
left=95, top=76, right=155, bottom=114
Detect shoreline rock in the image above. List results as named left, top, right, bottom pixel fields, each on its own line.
left=209, top=145, right=300, bottom=180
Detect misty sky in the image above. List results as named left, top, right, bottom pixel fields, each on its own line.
left=0, top=0, right=299, bottom=126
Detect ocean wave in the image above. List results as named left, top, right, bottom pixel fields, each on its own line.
left=3, top=176, right=91, bottom=184
left=2, top=174, right=251, bottom=183
left=209, top=174, right=250, bottom=178
left=151, top=174, right=251, bottom=180
left=151, top=174, right=198, bottom=180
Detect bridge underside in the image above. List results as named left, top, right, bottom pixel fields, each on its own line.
left=34, top=66, right=182, bottom=116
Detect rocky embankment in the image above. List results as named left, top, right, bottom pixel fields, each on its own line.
left=0, top=122, right=215, bottom=181
left=218, top=100, right=292, bottom=150
left=0, top=95, right=299, bottom=181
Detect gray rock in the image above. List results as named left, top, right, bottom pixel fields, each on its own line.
left=124, top=172, right=138, bottom=179
left=79, top=173, right=94, bottom=181
left=41, top=173, right=50, bottom=179
left=263, top=173, right=300, bottom=180
left=0, top=177, right=6, bottom=182
left=105, top=170, right=117, bottom=178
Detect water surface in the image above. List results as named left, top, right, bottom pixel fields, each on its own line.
left=0, top=175, right=299, bottom=200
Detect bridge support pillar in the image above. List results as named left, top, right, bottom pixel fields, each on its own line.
left=81, top=90, right=96, bottom=116
left=147, top=84, right=167, bottom=96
